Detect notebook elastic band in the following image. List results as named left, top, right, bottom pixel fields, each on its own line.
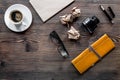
left=89, top=46, right=101, bottom=60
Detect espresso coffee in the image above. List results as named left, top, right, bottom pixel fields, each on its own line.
left=10, top=10, right=23, bottom=22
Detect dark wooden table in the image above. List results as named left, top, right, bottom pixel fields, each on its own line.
left=0, top=0, right=120, bottom=80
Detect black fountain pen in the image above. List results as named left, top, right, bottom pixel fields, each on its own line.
left=100, top=5, right=114, bottom=24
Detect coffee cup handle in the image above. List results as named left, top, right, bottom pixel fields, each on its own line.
left=22, top=22, right=27, bottom=26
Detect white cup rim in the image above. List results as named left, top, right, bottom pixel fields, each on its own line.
left=9, top=10, right=24, bottom=25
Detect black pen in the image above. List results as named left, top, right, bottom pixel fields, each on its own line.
left=108, top=6, right=115, bottom=18
left=99, top=5, right=114, bottom=24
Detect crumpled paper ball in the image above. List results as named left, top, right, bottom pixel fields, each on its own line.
left=60, top=7, right=81, bottom=25
left=71, top=7, right=81, bottom=18
left=67, top=26, right=80, bottom=40
left=60, top=14, right=73, bottom=25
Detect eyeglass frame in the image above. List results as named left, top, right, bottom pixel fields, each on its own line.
left=49, top=31, right=69, bottom=58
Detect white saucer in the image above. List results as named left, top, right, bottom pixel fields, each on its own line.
left=4, top=4, right=32, bottom=32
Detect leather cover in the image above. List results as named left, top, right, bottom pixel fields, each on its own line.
left=71, top=34, right=115, bottom=74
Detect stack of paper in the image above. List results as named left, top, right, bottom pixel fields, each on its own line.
left=29, top=0, right=74, bottom=22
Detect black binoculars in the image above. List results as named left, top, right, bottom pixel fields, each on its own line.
left=82, top=16, right=100, bottom=34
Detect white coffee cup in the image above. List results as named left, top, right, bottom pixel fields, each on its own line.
left=9, top=10, right=26, bottom=27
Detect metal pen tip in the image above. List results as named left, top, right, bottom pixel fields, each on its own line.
left=100, top=5, right=105, bottom=10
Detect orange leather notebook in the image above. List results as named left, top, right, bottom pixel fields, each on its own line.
left=71, top=34, right=115, bottom=74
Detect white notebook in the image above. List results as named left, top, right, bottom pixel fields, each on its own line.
left=29, top=0, right=74, bottom=22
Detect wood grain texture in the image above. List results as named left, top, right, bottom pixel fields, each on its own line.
left=0, top=0, right=120, bottom=80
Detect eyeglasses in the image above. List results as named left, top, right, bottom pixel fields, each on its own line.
left=49, top=31, right=69, bottom=58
